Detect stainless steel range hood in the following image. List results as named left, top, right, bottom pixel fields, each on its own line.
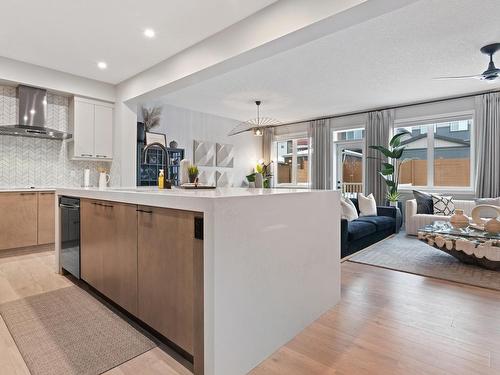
left=0, top=85, right=72, bottom=140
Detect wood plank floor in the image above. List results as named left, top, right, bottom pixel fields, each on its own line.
left=1, top=248, right=500, bottom=374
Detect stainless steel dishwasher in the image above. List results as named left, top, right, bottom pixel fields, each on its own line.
left=59, top=196, right=80, bottom=279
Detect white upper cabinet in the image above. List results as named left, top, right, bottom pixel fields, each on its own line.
left=69, top=97, right=113, bottom=161
left=72, top=100, right=95, bottom=158
left=94, top=105, right=113, bottom=159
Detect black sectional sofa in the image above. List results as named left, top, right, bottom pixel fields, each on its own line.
left=341, top=198, right=401, bottom=258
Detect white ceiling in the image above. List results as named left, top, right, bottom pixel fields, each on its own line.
left=158, top=0, right=500, bottom=123
left=0, top=0, right=276, bottom=84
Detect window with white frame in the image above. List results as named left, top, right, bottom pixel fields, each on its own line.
left=449, top=121, right=469, bottom=132
left=395, top=117, right=473, bottom=190
left=274, top=137, right=310, bottom=187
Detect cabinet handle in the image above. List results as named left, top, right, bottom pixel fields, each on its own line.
left=136, top=209, right=152, bottom=214
left=20, top=192, right=36, bottom=195
left=80, top=153, right=93, bottom=157
left=40, top=192, right=54, bottom=195
left=59, top=203, right=80, bottom=210
left=96, top=154, right=108, bottom=158
left=194, top=217, right=204, bottom=240
left=92, top=202, right=113, bottom=208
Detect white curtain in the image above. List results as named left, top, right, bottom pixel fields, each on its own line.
left=365, top=109, right=394, bottom=204
left=308, top=119, right=333, bottom=190
left=262, top=128, right=273, bottom=164
left=475, top=93, right=500, bottom=198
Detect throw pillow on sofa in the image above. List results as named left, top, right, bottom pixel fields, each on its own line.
left=357, top=193, right=377, bottom=216
left=341, top=196, right=358, bottom=221
left=432, top=195, right=455, bottom=215
left=413, top=190, right=433, bottom=214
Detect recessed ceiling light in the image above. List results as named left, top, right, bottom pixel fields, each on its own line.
left=97, top=61, right=107, bottom=70
left=144, top=28, right=155, bottom=38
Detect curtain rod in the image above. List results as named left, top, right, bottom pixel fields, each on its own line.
left=278, top=87, right=500, bottom=127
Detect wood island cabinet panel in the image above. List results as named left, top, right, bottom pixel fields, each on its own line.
left=80, top=199, right=105, bottom=292
left=80, top=199, right=138, bottom=315
left=0, top=192, right=38, bottom=251
left=137, top=206, right=200, bottom=356
left=37, top=192, right=55, bottom=245
left=102, top=201, right=138, bottom=315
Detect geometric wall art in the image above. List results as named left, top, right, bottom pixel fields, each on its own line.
left=198, top=170, right=216, bottom=186
left=193, top=140, right=216, bottom=166
left=216, top=170, right=232, bottom=187
left=216, top=143, right=234, bottom=168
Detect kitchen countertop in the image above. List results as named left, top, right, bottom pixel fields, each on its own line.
left=55, top=186, right=326, bottom=212
left=0, top=187, right=56, bottom=192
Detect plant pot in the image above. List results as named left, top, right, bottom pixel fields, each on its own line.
left=189, top=174, right=198, bottom=183
left=389, top=201, right=398, bottom=207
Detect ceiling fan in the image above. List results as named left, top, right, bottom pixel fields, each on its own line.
left=228, top=100, right=281, bottom=136
left=434, top=43, right=500, bottom=81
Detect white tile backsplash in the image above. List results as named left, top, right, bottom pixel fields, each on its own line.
left=0, top=85, right=111, bottom=187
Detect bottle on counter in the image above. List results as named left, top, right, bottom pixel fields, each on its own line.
left=158, top=169, right=165, bottom=189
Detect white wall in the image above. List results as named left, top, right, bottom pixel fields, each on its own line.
left=139, top=103, right=261, bottom=187
left=0, top=57, right=115, bottom=102
left=325, top=96, right=476, bottom=129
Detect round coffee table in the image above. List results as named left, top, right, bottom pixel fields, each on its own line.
left=418, top=221, right=500, bottom=271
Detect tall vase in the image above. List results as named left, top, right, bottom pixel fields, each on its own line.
left=254, top=173, right=263, bottom=188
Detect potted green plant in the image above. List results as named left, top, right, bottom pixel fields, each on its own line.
left=247, top=161, right=273, bottom=188
left=188, top=165, right=199, bottom=183
left=369, top=130, right=411, bottom=207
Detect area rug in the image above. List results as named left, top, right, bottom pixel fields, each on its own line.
left=348, top=232, right=500, bottom=291
left=0, top=286, right=155, bottom=375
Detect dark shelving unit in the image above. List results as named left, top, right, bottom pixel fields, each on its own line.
left=136, top=143, right=185, bottom=186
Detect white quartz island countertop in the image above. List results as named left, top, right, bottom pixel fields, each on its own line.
left=55, top=186, right=326, bottom=212
left=55, top=186, right=341, bottom=375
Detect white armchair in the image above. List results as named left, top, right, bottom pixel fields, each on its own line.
left=405, top=199, right=476, bottom=235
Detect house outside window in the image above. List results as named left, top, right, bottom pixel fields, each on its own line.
left=335, top=129, right=364, bottom=141
left=274, top=137, right=310, bottom=187
left=395, top=117, right=473, bottom=191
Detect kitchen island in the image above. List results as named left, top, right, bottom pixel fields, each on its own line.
left=55, top=186, right=340, bottom=375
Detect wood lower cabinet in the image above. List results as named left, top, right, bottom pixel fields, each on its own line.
left=37, top=192, right=55, bottom=245
left=81, top=200, right=105, bottom=293
left=80, top=200, right=203, bottom=373
left=0, top=192, right=38, bottom=250
left=80, top=199, right=138, bottom=314
left=137, top=206, right=203, bottom=359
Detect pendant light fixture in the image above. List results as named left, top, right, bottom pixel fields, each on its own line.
left=228, top=100, right=281, bottom=136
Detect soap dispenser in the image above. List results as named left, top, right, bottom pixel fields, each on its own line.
left=158, top=169, right=165, bottom=189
